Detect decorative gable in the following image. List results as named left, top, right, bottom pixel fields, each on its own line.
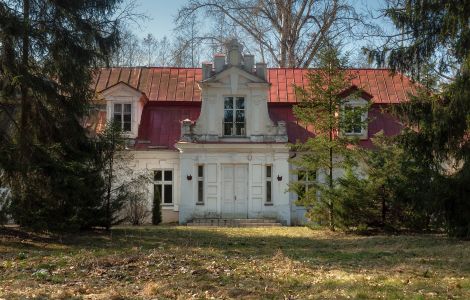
left=182, top=39, right=287, bottom=143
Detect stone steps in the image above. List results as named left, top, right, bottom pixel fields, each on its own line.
left=187, top=218, right=283, bottom=227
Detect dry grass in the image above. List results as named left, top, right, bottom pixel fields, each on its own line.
left=0, top=225, right=469, bottom=299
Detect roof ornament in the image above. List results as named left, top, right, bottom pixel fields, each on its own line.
left=226, top=39, right=243, bottom=66
left=181, top=119, right=194, bottom=142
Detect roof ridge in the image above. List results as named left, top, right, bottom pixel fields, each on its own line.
left=101, top=66, right=395, bottom=70
left=105, top=66, right=201, bottom=70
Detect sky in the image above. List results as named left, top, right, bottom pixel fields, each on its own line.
left=129, top=0, right=189, bottom=39
left=124, top=0, right=393, bottom=67
left=129, top=0, right=389, bottom=40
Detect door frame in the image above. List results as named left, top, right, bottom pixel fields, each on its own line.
left=221, top=163, right=249, bottom=218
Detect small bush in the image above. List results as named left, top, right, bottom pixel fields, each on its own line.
left=152, top=186, right=162, bottom=225
left=0, top=188, right=11, bottom=226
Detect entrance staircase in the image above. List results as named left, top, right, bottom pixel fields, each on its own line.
left=187, top=218, right=282, bottom=227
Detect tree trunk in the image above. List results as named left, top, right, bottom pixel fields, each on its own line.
left=328, top=88, right=334, bottom=231
left=106, top=132, right=115, bottom=231
left=20, top=0, right=30, bottom=155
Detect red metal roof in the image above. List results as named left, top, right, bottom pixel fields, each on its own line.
left=136, top=102, right=201, bottom=150
left=135, top=102, right=401, bottom=150
left=94, top=67, right=415, bottom=104
left=267, top=68, right=415, bottom=104
left=94, top=67, right=202, bottom=101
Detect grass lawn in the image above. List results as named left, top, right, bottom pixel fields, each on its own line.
left=0, top=226, right=469, bottom=299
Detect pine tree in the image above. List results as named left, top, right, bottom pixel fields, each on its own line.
left=0, top=0, right=121, bottom=230
left=291, top=46, right=369, bottom=230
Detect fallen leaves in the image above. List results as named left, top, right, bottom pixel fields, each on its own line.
left=0, top=226, right=469, bottom=299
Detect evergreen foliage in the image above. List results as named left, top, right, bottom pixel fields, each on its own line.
left=94, top=121, right=152, bottom=229
left=95, top=121, right=127, bottom=230
left=0, top=0, right=121, bottom=230
left=335, top=134, right=443, bottom=232
left=291, top=46, right=369, bottom=230
left=152, top=183, right=162, bottom=225
left=368, top=0, right=470, bottom=237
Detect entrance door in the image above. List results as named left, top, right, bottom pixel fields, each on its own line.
left=222, top=164, right=248, bottom=218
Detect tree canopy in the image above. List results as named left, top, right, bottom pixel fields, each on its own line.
left=176, top=0, right=377, bottom=67
left=367, top=0, right=470, bottom=237
left=0, top=0, right=122, bottom=230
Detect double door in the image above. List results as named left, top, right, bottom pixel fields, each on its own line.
left=221, top=164, right=248, bottom=218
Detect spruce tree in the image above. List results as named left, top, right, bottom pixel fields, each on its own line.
left=291, top=46, right=368, bottom=230
left=368, top=0, right=470, bottom=237
left=0, top=0, right=121, bottom=230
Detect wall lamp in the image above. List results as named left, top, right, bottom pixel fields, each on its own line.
left=277, top=175, right=283, bottom=181
left=186, top=174, right=192, bottom=181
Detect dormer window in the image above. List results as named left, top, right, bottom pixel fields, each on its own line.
left=341, top=98, right=368, bottom=138
left=224, top=96, right=245, bottom=136
left=343, top=105, right=363, bottom=135
left=113, top=103, right=132, bottom=132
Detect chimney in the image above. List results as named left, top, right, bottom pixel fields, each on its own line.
left=256, top=62, right=267, bottom=80
left=244, top=54, right=254, bottom=72
left=202, top=62, right=213, bottom=80
left=214, top=54, right=225, bottom=73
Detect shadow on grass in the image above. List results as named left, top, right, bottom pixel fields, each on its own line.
left=32, top=225, right=466, bottom=275
left=1, top=225, right=469, bottom=274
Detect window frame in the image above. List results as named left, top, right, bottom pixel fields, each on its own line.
left=297, top=170, right=317, bottom=201
left=197, top=165, right=204, bottom=205
left=223, top=96, right=246, bottom=137
left=341, top=99, right=368, bottom=137
left=113, top=103, right=132, bottom=132
left=265, top=165, right=273, bottom=205
left=153, top=169, right=174, bottom=206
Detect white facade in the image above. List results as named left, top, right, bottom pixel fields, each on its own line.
left=98, top=40, right=302, bottom=225
left=177, top=143, right=291, bottom=224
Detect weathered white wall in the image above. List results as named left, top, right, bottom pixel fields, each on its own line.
left=177, top=143, right=291, bottom=225
left=124, top=150, right=181, bottom=223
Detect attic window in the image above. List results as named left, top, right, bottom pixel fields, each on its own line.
left=223, top=96, right=245, bottom=136
left=343, top=105, right=363, bottom=134
left=113, top=103, right=132, bottom=132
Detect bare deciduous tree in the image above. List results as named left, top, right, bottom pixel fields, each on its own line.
left=176, top=0, right=376, bottom=67
left=142, top=33, right=158, bottom=66
left=110, top=27, right=145, bottom=66
left=171, top=16, right=204, bottom=67
left=156, top=36, right=171, bottom=66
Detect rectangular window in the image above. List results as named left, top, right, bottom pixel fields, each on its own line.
left=297, top=170, right=316, bottom=200
left=344, top=105, right=363, bottom=134
left=154, top=170, right=173, bottom=205
left=224, top=96, right=245, bottom=136
left=197, top=165, right=204, bottom=204
left=113, top=103, right=132, bottom=132
left=266, top=165, right=272, bottom=203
